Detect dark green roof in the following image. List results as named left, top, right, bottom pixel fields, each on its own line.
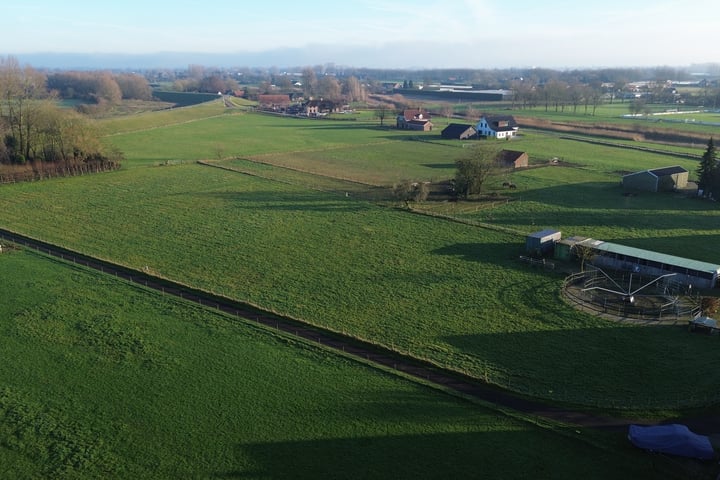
left=594, top=241, right=720, bottom=274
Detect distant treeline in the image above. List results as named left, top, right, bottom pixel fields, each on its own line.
left=47, top=71, right=153, bottom=110
left=1, top=56, right=122, bottom=182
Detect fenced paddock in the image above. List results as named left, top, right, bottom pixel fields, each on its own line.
left=562, top=268, right=700, bottom=323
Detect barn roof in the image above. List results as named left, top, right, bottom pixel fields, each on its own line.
left=623, top=165, right=688, bottom=178
left=441, top=123, right=475, bottom=138
left=498, top=149, right=527, bottom=163
left=528, top=229, right=561, bottom=239
left=649, top=166, right=688, bottom=177
left=593, top=241, right=720, bottom=275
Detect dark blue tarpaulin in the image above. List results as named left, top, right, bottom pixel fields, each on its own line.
left=628, top=424, right=714, bottom=460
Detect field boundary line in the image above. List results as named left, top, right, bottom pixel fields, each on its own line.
left=198, top=159, right=386, bottom=190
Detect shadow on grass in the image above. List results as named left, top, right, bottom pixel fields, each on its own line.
left=440, top=323, right=720, bottom=414
left=431, top=243, right=561, bottom=275
left=219, top=430, right=675, bottom=480
left=507, top=181, right=706, bottom=212
left=423, top=163, right=456, bottom=169
left=182, top=190, right=373, bottom=213
left=431, top=242, right=517, bottom=263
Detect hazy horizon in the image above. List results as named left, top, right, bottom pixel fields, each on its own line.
left=5, top=0, right=720, bottom=70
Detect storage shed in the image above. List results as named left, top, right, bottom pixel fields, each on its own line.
left=622, top=166, right=688, bottom=192
left=553, top=236, right=594, bottom=261
left=498, top=150, right=529, bottom=169
left=526, top=229, right=561, bottom=256
left=441, top=123, right=477, bottom=140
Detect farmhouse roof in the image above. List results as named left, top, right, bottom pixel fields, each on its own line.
left=402, top=109, right=431, bottom=121
left=258, top=94, right=291, bottom=105
left=482, top=114, right=518, bottom=131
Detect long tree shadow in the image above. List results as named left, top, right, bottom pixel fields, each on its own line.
left=219, top=429, right=675, bottom=480
left=440, top=324, right=720, bottom=415
left=181, top=190, right=372, bottom=213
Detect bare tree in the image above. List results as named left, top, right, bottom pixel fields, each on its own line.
left=465, top=104, right=479, bottom=122
left=317, top=75, right=341, bottom=101
left=0, top=56, right=47, bottom=162
left=115, top=74, right=152, bottom=100
left=571, top=244, right=596, bottom=272
left=541, top=79, right=567, bottom=112
left=301, top=67, right=318, bottom=98
left=0, top=56, right=112, bottom=167
left=375, top=103, right=392, bottom=127
left=344, top=76, right=366, bottom=103
left=454, top=144, right=502, bottom=198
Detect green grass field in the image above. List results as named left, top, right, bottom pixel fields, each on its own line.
left=2, top=157, right=719, bottom=411
left=3, top=101, right=720, bottom=478
left=1, top=248, right=668, bottom=479
left=482, top=101, right=720, bottom=134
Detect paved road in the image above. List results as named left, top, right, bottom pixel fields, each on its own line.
left=2, top=227, right=718, bottom=435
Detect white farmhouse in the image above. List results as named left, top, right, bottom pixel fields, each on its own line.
left=476, top=115, right=519, bottom=139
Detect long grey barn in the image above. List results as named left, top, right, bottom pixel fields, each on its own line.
left=563, top=237, right=720, bottom=289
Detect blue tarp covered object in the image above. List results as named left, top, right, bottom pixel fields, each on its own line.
left=628, top=424, right=715, bottom=460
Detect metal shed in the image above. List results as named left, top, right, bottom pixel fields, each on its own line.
left=622, top=166, right=689, bottom=192
left=553, top=236, right=593, bottom=261
left=526, top=229, right=561, bottom=256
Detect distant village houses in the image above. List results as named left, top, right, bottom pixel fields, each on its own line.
left=304, top=99, right=341, bottom=117
left=257, top=94, right=291, bottom=112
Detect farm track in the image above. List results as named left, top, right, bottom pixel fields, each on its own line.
left=2, top=227, right=718, bottom=435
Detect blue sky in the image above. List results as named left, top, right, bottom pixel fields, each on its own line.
left=4, top=0, right=719, bottom=68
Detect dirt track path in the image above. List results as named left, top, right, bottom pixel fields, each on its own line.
left=2, top=228, right=718, bottom=434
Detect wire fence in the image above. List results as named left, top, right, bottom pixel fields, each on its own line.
left=561, top=270, right=701, bottom=323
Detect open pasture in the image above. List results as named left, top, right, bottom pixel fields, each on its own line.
left=470, top=101, right=720, bottom=139
left=448, top=164, right=720, bottom=258
left=1, top=158, right=719, bottom=411
left=3, top=249, right=666, bottom=479
left=96, top=99, right=234, bottom=136
left=246, top=138, right=459, bottom=186
left=512, top=131, right=705, bottom=170
left=104, top=109, right=425, bottom=168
